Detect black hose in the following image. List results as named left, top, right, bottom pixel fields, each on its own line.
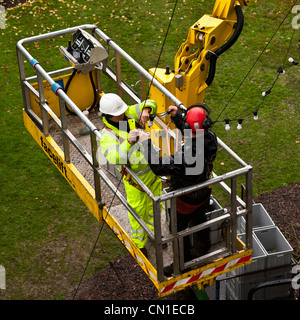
left=88, top=71, right=97, bottom=112
left=205, top=5, right=244, bottom=86
left=65, top=68, right=77, bottom=115
left=205, top=52, right=217, bottom=86
left=216, top=5, right=244, bottom=56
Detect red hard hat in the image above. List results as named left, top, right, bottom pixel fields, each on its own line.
left=186, top=107, right=207, bottom=132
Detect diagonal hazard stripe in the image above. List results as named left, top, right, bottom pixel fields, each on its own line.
left=160, top=253, right=252, bottom=295
left=161, top=282, right=177, bottom=294
left=212, top=263, right=227, bottom=274
left=186, top=272, right=203, bottom=284
left=237, top=254, right=252, bottom=264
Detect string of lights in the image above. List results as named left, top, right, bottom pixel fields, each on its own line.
left=213, top=5, right=299, bottom=131
left=214, top=55, right=298, bottom=131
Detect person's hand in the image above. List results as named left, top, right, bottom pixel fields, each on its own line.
left=140, top=108, right=150, bottom=126
left=168, top=105, right=178, bottom=117
left=128, top=129, right=140, bottom=144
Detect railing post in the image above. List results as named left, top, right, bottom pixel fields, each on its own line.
left=245, top=168, right=253, bottom=249
left=37, top=72, right=50, bottom=136
left=95, top=67, right=103, bottom=96
left=17, top=49, right=31, bottom=112
left=139, top=73, right=146, bottom=101
left=170, top=197, right=180, bottom=275
left=58, top=95, right=70, bottom=163
left=231, top=177, right=237, bottom=253
left=115, top=51, right=123, bottom=98
left=90, top=131, right=102, bottom=204
left=153, top=199, right=164, bottom=282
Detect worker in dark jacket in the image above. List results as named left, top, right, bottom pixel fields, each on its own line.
left=134, top=104, right=218, bottom=275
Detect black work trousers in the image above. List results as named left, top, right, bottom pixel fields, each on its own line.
left=177, top=197, right=211, bottom=262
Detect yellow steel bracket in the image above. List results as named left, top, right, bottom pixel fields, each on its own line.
left=174, top=0, right=252, bottom=108
left=149, top=0, right=252, bottom=112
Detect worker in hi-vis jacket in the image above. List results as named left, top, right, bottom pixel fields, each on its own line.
left=99, top=93, right=161, bottom=257
left=136, top=104, right=218, bottom=275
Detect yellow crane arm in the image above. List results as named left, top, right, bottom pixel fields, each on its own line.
left=148, top=0, right=252, bottom=120
left=174, top=0, right=251, bottom=108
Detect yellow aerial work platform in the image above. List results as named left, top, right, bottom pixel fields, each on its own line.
left=17, top=22, right=253, bottom=298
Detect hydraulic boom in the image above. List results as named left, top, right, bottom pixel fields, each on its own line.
left=150, top=0, right=251, bottom=111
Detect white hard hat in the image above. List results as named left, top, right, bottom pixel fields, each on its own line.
left=99, top=93, right=128, bottom=116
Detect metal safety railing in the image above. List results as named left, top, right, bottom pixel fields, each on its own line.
left=127, top=149, right=253, bottom=281
left=17, top=24, right=252, bottom=283
left=16, top=24, right=184, bottom=240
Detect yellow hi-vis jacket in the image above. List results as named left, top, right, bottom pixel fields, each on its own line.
left=99, top=99, right=162, bottom=249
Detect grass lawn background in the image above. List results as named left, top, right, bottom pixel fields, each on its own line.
left=0, top=0, right=299, bottom=299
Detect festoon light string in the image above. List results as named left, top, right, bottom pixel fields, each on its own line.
left=213, top=2, right=299, bottom=131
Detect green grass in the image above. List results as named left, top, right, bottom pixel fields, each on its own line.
left=0, top=0, right=299, bottom=299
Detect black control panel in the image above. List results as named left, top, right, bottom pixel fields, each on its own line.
left=60, top=28, right=108, bottom=74
left=71, top=30, right=94, bottom=63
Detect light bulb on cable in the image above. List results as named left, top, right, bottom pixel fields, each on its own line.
left=277, top=66, right=285, bottom=74
left=262, top=89, right=271, bottom=97
left=253, top=110, right=258, bottom=121
left=225, top=119, right=230, bottom=131
left=237, top=119, right=243, bottom=130
left=288, top=57, right=299, bottom=65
